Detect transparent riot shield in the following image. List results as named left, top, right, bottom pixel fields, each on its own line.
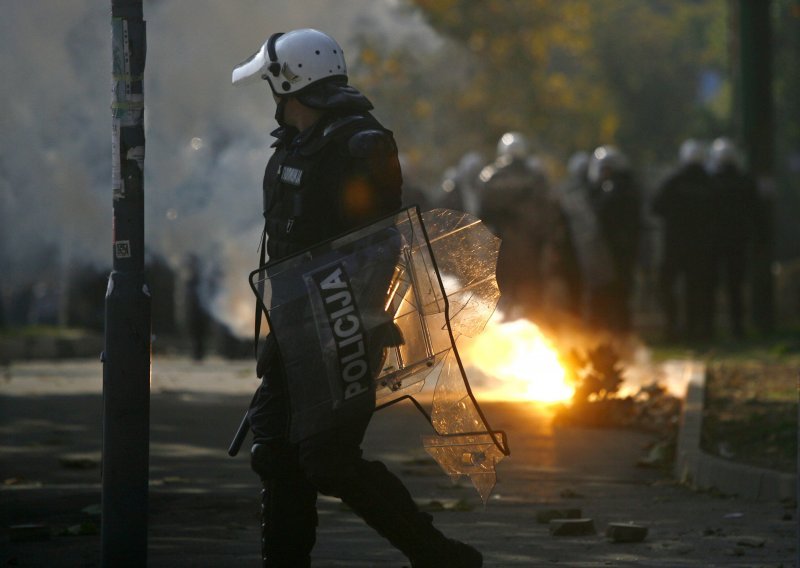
left=250, top=207, right=510, bottom=501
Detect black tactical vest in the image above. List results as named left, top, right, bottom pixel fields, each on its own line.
left=262, top=112, right=402, bottom=262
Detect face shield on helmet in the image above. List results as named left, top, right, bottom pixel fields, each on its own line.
left=232, top=29, right=347, bottom=95
left=496, top=132, right=529, bottom=161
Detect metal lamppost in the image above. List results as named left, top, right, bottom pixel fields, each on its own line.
left=737, top=0, right=776, bottom=333
left=102, top=0, right=150, bottom=565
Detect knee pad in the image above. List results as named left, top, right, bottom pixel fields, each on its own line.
left=250, top=441, right=293, bottom=480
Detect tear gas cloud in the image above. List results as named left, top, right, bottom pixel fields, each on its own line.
left=0, top=0, right=439, bottom=336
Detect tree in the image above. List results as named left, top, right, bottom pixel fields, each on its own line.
left=350, top=0, right=729, bottom=184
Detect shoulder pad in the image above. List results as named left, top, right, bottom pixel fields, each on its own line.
left=299, top=114, right=373, bottom=156
left=322, top=115, right=366, bottom=138
left=348, top=129, right=393, bottom=159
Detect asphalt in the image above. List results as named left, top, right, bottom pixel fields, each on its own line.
left=0, top=357, right=797, bottom=567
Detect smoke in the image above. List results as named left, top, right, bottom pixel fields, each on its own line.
left=0, top=0, right=440, bottom=335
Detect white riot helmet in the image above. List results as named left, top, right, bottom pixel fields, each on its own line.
left=679, top=139, right=706, bottom=166
left=708, top=137, right=739, bottom=171
left=232, top=29, right=347, bottom=95
left=496, top=132, right=529, bottom=160
left=587, top=145, right=629, bottom=185
left=566, top=151, right=590, bottom=180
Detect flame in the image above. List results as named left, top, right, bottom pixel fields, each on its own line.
left=461, top=315, right=574, bottom=404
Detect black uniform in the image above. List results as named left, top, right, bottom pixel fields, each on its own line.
left=708, top=163, right=759, bottom=338
left=248, top=107, right=479, bottom=567
left=652, top=163, right=716, bottom=342
left=479, top=158, right=571, bottom=322
left=587, top=169, right=642, bottom=332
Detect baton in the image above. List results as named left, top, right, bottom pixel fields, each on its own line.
left=228, top=335, right=277, bottom=457
left=227, top=410, right=250, bottom=457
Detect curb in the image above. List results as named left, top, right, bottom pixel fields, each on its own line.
left=674, top=361, right=797, bottom=501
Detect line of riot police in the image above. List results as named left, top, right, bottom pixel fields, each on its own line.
left=426, top=133, right=640, bottom=338
left=425, top=133, right=766, bottom=344
left=652, top=137, right=763, bottom=343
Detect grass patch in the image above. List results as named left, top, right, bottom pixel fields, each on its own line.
left=701, top=358, right=797, bottom=474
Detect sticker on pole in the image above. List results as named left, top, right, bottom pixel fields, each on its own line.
left=114, top=240, right=131, bottom=259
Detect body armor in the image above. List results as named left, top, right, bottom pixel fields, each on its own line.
left=262, top=112, right=402, bottom=262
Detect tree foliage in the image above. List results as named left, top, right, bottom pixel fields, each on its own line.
left=349, top=0, right=729, bottom=185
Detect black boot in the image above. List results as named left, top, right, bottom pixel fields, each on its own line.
left=259, top=481, right=318, bottom=567
left=252, top=441, right=319, bottom=567
left=335, top=460, right=482, bottom=568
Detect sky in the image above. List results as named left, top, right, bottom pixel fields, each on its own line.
left=0, top=0, right=439, bottom=335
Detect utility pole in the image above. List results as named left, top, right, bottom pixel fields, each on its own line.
left=737, top=0, right=776, bottom=333
left=103, top=0, right=150, bottom=566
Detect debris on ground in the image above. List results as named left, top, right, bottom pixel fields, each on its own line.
left=606, top=522, right=648, bottom=542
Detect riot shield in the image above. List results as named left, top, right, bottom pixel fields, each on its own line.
left=250, top=207, right=510, bottom=501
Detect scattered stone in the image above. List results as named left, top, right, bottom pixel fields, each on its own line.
left=536, top=508, right=582, bottom=524
left=161, top=476, right=189, bottom=484
left=417, top=498, right=475, bottom=512
left=549, top=518, right=596, bottom=536
left=703, top=527, right=726, bottom=537
left=61, top=522, right=99, bottom=536
left=735, top=536, right=765, bottom=548
left=9, top=523, right=51, bottom=542
left=81, top=504, right=102, bottom=517
left=606, top=522, right=648, bottom=543
left=4, top=477, right=42, bottom=487
left=58, top=454, right=99, bottom=470
left=448, top=498, right=475, bottom=512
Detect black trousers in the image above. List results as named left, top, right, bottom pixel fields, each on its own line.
left=248, top=369, right=452, bottom=567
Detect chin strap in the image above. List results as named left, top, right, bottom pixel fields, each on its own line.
left=274, top=97, right=288, bottom=128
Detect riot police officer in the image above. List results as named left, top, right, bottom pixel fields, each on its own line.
left=652, top=139, right=716, bottom=342
left=438, top=151, right=485, bottom=215
left=232, top=29, right=482, bottom=567
left=585, top=145, right=642, bottom=333
left=707, top=137, right=759, bottom=339
left=556, top=151, right=615, bottom=323
left=478, top=132, right=570, bottom=323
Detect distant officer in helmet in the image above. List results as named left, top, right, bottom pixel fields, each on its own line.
left=438, top=150, right=485, bottom=215
left=232, top=29, right=482, bottom=567
left=652, top=139, right=716, bottom=342
left=585, top=145, right=642, bottom=333
left=706, top=137, right=759, bottom=339
left=555, top=151, right=616, bottom=322
left=478, top=132, right=572, bottom=324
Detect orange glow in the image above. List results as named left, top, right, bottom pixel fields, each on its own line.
left=343, top=178, right=374, bottom=217
left=461, top=315, right=574, bottom=404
